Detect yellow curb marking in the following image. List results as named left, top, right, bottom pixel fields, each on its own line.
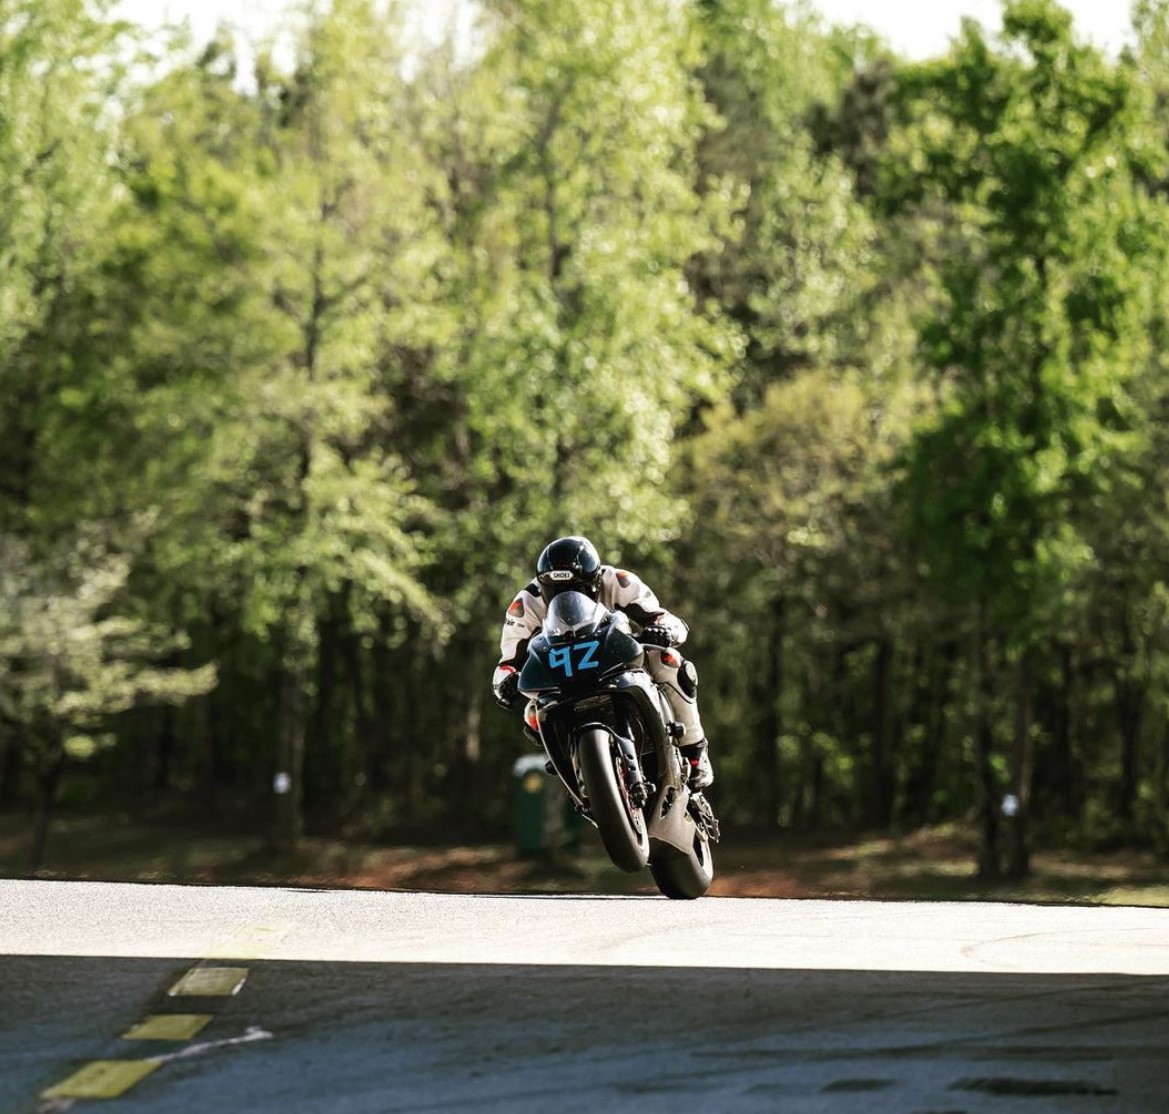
left=168, top=966, right=249, bottom=997
left=206, top=922, right=292, bottom=960
left=123, top=1014, right=214, bottom=1041
left=42, top=1059, right=161, bottom=1100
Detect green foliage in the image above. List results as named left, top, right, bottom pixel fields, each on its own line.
left=693, top=0, right=883, bottom=399
left=690, top=372, right=899, bottom=578
left=4, top=0, right=1169, bottom=872
left=887, top=1, right=1164, bottom=638
left=0, top=0, right=129, bottom=536
left=426, top=0, right=734, bottom=568
left=0, top=534, right=216, bottom=766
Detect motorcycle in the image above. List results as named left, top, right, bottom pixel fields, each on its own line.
left=517, top=590, right=720, bottom=899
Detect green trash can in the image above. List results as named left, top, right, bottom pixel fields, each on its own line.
left=513, top=753, right=586, bottom=856
left=513, top=754, right=551, bottom=856
left=561, top=787, right=583, bottom=853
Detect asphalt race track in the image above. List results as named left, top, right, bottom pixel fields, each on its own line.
left=2, top=880, right=1168, bottom=1112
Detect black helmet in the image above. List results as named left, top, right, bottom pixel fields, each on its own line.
left=536, top=536, right=603, bottom=603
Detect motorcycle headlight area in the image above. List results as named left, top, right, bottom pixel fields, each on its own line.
left=543, top=591, right=608, bottom=639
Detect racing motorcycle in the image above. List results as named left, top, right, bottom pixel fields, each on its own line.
left=517, top=590, right=720, bottom=899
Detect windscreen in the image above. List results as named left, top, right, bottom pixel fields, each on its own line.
left=543, top=590, right=607, bottom=640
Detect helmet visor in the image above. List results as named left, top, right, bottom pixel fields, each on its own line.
left=537, top=568, right=595, bottom=603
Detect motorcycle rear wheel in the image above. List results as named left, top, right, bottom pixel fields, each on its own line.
left=577, top=729, right=650, bottom=873
left=649, top=821, right=714, bottom=899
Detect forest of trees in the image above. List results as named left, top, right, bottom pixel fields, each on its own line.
left=4, top=0, right=1169, bottom=879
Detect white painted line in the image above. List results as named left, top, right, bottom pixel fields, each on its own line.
left=149, top=1026, right=273, bottom=1064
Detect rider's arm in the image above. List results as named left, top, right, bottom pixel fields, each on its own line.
left=604, top=568, right=689, bottom=646
left=495, top=581, right=544, bottom=677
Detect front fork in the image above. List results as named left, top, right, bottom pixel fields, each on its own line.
left=610, top=729, right=652, bottom=809
left=576, top=725, right=652, bottom=811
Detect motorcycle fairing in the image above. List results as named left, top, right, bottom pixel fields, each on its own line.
left=517, top=613, right=643, bottom=695
left=532, top=671, right=700, bottom=854
left=515, top=598, right=712, bottom=863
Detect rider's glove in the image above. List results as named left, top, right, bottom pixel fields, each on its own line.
left=639, top=625, right=675, bottom=648
left=493, top=666, right=520, bottom=710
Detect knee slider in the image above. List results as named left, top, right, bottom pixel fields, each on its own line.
left=679, top=660, right=698, bottom=699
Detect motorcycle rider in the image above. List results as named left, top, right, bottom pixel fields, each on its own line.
left=491, top=535, right=713, bottom=790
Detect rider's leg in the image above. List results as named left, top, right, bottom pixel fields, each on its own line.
left=644, top=649, right=713, bottom=790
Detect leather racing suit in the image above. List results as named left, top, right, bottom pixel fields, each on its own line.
left=492, top=566, right=706, bottom=748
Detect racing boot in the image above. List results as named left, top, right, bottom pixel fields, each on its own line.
left=679, top=739, right=713, bottom=792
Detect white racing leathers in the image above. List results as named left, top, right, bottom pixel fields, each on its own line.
left=493, top=566, right=705, bottom=746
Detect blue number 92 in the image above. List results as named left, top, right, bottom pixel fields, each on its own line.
left=548, top=641, right=600, bottom=677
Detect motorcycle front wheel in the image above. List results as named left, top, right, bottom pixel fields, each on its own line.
left=577, top=728, right=650, bottom=873
left=649, top=819, right=714, bottom=899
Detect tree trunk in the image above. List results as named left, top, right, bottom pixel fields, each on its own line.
left=1115, top=607, right=1143, bottom=824
left=155, top=707, right=176, bottom=794
left=974, top=611, right=1001, bottom=879
left=310, top=603, right=341, bottom=815
left=758, top=593, right=786, bottom=826
left=1006, top=657, right=1034, bottom=879
left=205, top=605, right=231, bottom=800
left=1156, top=724, right=1169, bottom=852
left=341, top=597, right=376, bottom=799
left=899, top=639, right=955, bottom=827
left=403, top=623, right=425, bottom=822
left=370, top=609, right=396, bottom=791
left=1051, top=641, right=1076, bottom=819
left=273, top=664, right=307, bottom=852
left=869, top=635, right=894, bottom=827
left=808, top=750, right=825, bottom=829
left=1117, top=680, right=1142, bottom=825
left=0, top=728, right=20, bottom=809
left=456, top=677, right=484, bottom=837
left=29, top=745, right=66, bottom=872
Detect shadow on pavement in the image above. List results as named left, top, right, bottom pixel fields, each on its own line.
left=3, top=955, right=1168, bottom=1113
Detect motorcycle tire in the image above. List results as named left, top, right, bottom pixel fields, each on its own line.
left=649, top=822, right=714, bottom=899
left=577, top=728, right=650, bottom=873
